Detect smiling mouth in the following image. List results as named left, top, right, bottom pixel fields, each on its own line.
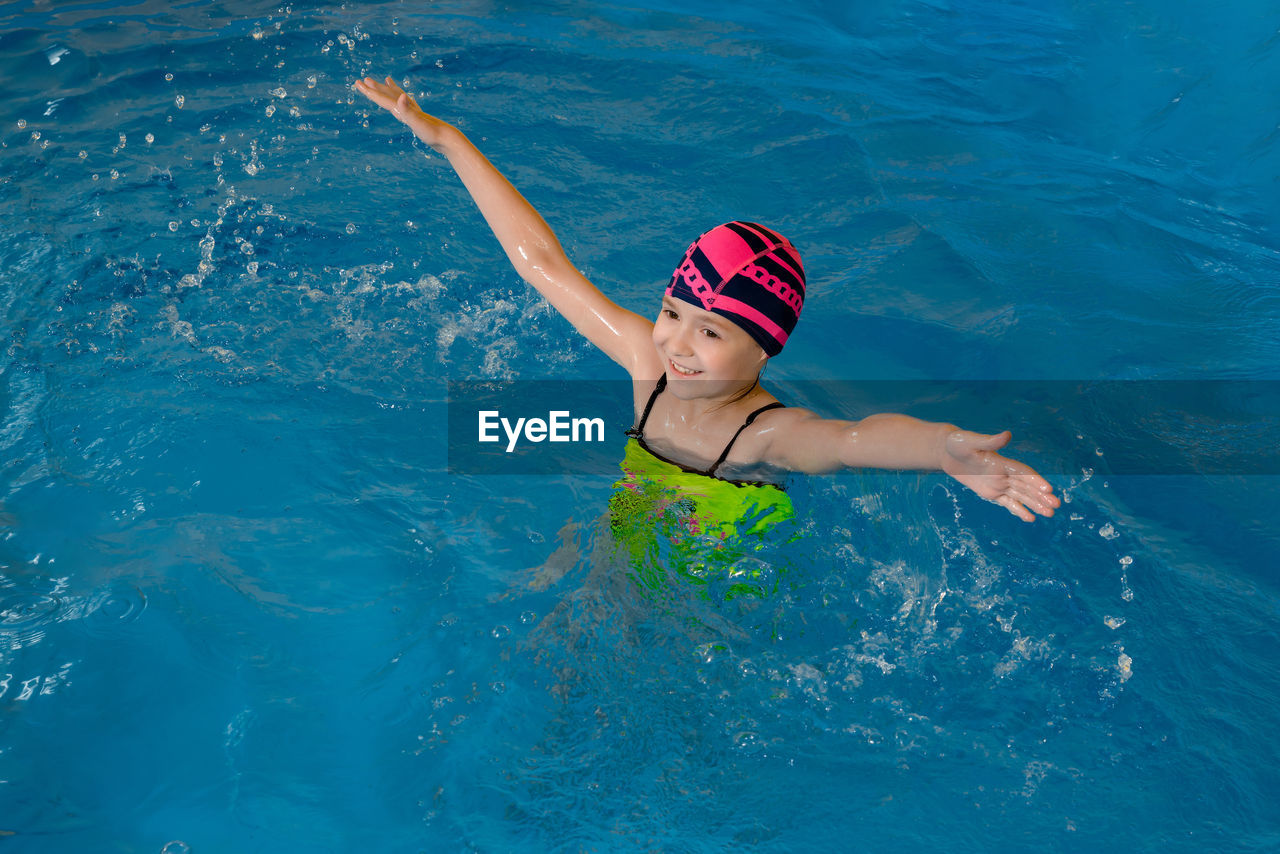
left=668, top=360, right=701, bottom=376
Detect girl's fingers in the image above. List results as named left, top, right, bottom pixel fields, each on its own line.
left=996, top=495, right=1034, bottom=522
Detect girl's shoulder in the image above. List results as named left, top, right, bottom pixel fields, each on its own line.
left=724, top=402, right=817, bottom=464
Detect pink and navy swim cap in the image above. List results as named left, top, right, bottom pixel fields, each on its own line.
left=666, top=221, right=805, bottom=356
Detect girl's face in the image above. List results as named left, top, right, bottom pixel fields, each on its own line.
left=652, top=295, right=767, bottom=398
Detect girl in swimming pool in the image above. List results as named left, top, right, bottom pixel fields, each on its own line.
left=355, top=75, right=1059, bottom=523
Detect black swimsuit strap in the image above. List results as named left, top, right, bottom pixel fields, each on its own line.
left=626, top=374, right=784, bottom=478
left=706, top=401, right=786, bottom=477
left=625, top=373, right=667, bottom=438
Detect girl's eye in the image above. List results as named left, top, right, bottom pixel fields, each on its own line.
left=663, top=309, right=678, bottom=320
left=701, top=328, right=719, bottom=339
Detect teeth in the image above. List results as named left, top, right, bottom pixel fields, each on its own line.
left=670, top=361, right=698, bottom=375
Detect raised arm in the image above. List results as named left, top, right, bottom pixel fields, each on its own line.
left=763, top=410, right=1059, bottom=522
left=354, top=75, right=656, bottom=375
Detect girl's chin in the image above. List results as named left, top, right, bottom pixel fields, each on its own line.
left=663, top=372, right=756, bottom=400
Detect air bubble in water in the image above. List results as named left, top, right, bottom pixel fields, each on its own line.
left=30, top=131, right=41, bottom=141
left=345, top=223, right=357, bottom=235
left=168, top=222, right=179, bottom=232
left=164, top=72, right=174, bottom=82
left=146, top=133, right=154, bottom=144
left=16, top=119, right=26, bottom=129
left=78, top=150, right=87, bottom=159
left=265, top=104, right=276, bottom=117
left=269, top=87, right=287, bottom=99
left=307, top=74, right=317, bottom=88
left=160, top=842, right=190, bottom=854
left=174, top=94, right=185, bottom=109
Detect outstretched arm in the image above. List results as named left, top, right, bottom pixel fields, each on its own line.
left=354, top=75, right=656, bottom=375
left=764, top=411, right=1059, bottom=522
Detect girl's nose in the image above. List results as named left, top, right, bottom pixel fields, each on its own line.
left=669, top=325, right=694, bottom=355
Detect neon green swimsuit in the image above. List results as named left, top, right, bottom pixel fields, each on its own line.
left=608, top=376, right=795, bottom=599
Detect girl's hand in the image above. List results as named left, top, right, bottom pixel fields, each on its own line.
left=941, top=430, right=1059, bottom=522
left=354, top=75, right=454, bottom=149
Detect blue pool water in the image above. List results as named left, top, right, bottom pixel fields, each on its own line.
left=2, top=0, right=1279, bottom=851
